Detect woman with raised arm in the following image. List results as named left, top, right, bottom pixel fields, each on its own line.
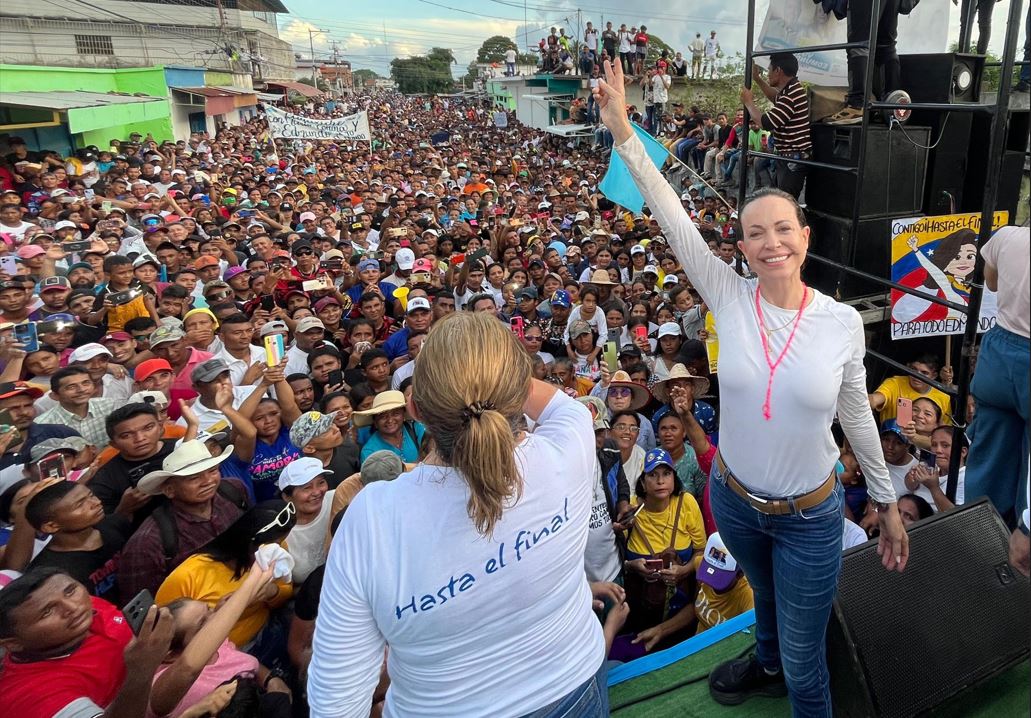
left=308, top=312, right=610, bottom=717
left=593, top=59, right=909, bottom=717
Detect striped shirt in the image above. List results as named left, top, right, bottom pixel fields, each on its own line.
left=763, top=77, right=811, bottom=155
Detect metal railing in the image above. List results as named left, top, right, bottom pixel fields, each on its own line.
left=737, top=0, right=1026, bottom=502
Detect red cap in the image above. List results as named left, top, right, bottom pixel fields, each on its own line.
left=100, top=331, right=132, bottom=344
left=135, top=358, right=173, bottom=382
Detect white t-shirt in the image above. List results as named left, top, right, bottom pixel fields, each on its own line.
left=615, top=133, right=895, bottom=504
left=618, top=30, right=633, bottom=53
left=285, top=344, right=310, bottom=377
left=286, top=490, right=335, bottom=584
left=887, top=456, right=918, bottom=501
left=180, top=385, right=260, bottom=430
left=101, top=374, right=133, bottom=402
left=704, top=37, right=720, bottom=57
left=308, top=392, right=605, bottom=717
left=842, top=518, right=868, bottom=549
left=584, top=464, right=622, bottom=583
left=623, top=444, right=645, bottom=502
left=912, top=466, right=966, bottom=511
left=504, top=49, right=517, bottom=64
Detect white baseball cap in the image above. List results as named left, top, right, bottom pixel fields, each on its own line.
left=657, top=322, right=682, bottom=339
left=68, top=343, right=113, bottom=363
left=277, top=456, right=333, bottom=490
left=630, top=244, right=646, bottom=256
left=395, top=247, right=415, bottom=271
left=406, top=296, right=431, bottom=313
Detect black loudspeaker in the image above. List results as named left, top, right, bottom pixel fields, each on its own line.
left=900, top=52, right=985, bottom=105
left=803, top=209, right=920, bottom=299
left=963, top=110, right=1029, bottom=219
left=807, top=124, right=930, bottom=218
left=920, top=112, right=972, bottom=215
left=827, top=499, right=1030, bottom=718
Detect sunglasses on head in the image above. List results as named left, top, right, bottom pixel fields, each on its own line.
left=255, top=502, right=296, bottom=537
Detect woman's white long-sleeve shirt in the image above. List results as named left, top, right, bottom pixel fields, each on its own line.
left=307, top=392, right=605, bottom=717
left=614, top=133, right=895, bottom=503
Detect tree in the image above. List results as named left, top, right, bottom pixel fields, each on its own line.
left=352, top=68, right=381, bottom=86
left=391, top=47, right=456, bottom=95
left=476, top=35, right=536, bottom=66
left=645, top=33, right=676, bottom=67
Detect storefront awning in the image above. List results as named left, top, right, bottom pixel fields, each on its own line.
left=0, top=90, right=168, bottom=133
left=170, top=86, right=257, bottom=116
left=264, top=81, right=323, bottom=99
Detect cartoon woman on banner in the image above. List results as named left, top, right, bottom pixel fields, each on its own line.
left=891, top=228, right=978, bottom=324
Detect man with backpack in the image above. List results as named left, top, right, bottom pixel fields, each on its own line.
left=116, top=437, right=250, bottom=602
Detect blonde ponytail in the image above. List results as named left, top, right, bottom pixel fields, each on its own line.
left=413, top=312, right=531, bottom=536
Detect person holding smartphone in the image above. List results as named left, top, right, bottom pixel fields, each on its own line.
left=593, top=58, right=907, bottom=713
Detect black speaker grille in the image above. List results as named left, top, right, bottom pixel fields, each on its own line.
left=831, top=500, right=1029, bottom=718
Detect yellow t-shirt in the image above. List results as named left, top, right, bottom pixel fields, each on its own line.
left=694, top=576, right=754, bottom=633
left=874, top=376, right=953, bottom=425
left=627, top=493, right=706, bottom=567
left=155, top=554, right=293, bottom=647
left=104, top=293, right=150, bottom=333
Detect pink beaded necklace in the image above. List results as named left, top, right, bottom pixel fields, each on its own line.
left=754, top=284, right=808, bottom=421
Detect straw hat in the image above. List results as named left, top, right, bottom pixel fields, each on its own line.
left=652, top=363, right=710, bottom=403
left=606, top=370, right=652, bottom=412
left=587, top=268, right=615, bottom=286
left=137, top=439, right=234, bottom=495
left=352, top=390, right=407, bottom=428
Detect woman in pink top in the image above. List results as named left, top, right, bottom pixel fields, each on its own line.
left=146, top=563, right=290, bottom=718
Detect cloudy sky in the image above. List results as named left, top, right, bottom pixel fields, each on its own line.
left=277, top=0, right=1021, bottom=77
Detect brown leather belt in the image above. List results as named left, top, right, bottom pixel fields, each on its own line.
left=715, top=451, right=836, bottom=516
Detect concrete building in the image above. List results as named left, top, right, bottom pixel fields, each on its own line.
left=294, top=56, right=353, bottom=95
left=486, top=74, right=587, bottom=131
left=0, top=65, right=172, bottom=155
left=0, top=0, right=294, bottom=81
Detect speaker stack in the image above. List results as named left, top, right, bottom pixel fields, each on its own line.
left=828, top=498, right=1029, bottom=717
left=804, top=121, right=931, bottom=298
left=898, top=52, right=1025, bottom=220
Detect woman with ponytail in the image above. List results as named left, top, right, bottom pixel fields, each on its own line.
left=309, top=311, right=610, bottom=717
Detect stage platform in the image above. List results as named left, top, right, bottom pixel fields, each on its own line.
left=607, top=611, right=1030, bottom=717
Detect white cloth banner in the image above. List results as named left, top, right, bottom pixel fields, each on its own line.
left=263, top=105, right=371, bottom=141
left=755, top=0, right=950, bottom=85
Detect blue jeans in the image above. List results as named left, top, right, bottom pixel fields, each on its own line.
left=519, top=660, right=608, bottom=718
left=965, top=325, right=1030, bottom=522
left=709, top=463, right=844, bottom=718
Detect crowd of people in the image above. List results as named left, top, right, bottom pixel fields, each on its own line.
left=0, top=66, right=1026, bottom=718
left=535, top=23, right=723, bottom=81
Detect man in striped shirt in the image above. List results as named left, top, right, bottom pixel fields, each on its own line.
left=740, top=52, right=812, bottom=199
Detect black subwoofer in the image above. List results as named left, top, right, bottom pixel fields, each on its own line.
left=807, top=124, right=930, bottom=219
left=827, top=499, right=1030, bottom=718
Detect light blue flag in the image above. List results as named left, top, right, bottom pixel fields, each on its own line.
left=599, top=123, right=670, bottom=214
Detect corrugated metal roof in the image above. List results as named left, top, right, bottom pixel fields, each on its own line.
left=171, top=86, right=255, bottom=98
left=0, top=90, right=166, bottom=111
left=263, top=80, right=323, bottom=98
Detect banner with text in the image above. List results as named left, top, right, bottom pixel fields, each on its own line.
left=755, top=0, right=949, bottom=84
left=263, top=105, right=371, bottom=141
left=889, top=212, right=1008, bottom=340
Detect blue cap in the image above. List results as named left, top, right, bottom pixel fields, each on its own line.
left=549, top=289, right=571, bottom=308
left=547, top=240, right=567, bottom=258
left=879, top=419, right=911, bottom=444
left=357, top=258, right=379, bottom=272
left=644, top=448, right=675, bottom=473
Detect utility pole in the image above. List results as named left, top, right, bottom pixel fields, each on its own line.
left=523, top=0, right=528, bottom=54
left=308, top=28, right=326, bottom=84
